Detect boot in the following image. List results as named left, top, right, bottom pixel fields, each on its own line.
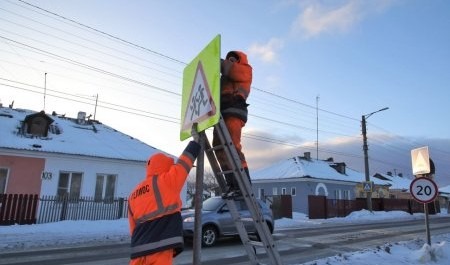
left=222, top=173, right=242, bottom=198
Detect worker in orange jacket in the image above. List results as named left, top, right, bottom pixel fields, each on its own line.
left=213, top=50, right=252, bottom=195
left=128, top=135, right=200, bottom=265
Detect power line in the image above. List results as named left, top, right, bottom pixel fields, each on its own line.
left=16, top=0, right=187, bottom=65
left=2, top=0, right=449, bottom=178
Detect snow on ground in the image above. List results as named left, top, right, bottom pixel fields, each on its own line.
left=0, top=209, right=449, bottom=264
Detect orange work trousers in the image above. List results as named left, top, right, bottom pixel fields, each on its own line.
left=129, top=249, right=173, bottom=265
left=213, top=116, right=247, bottom=170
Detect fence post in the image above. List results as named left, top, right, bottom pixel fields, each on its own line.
left=60, top=195, right=68, bottom=221
left=117, top=198, right=124, bottom=219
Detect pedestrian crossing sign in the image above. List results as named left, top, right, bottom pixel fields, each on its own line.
left=180, top=35, right=221, bottom=141
left=363, top=181, right=373, bottom=192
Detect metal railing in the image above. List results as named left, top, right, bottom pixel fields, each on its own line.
left=0, top=194, right=128, bottom=225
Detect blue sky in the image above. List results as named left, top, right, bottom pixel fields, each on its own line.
left=1, top=0, right=449, bottom=185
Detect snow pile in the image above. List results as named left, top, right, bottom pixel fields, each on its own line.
left=303, top=240, right=449, bottom=265
left=414, top=241, right=448, bottom=263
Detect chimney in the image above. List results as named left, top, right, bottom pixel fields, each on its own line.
left=77, top=111, right=86, bottom=124
left=330, top=162, right=346, bottom=174
left=304, top=152, right=311, bottom=160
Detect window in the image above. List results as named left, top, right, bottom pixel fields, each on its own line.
left=291, top=187, right=296, bottom=196
left=0, top=168, right=8, bottom=194
left=335, top=190, right=340, bottom=199
left=272, top=187, right=278, bottom=195
left=281, top=188, right=287, bottom=195
left=95, top=174, right=117, bottom=202
left=343, top=190, right=350, bottom=200
left=258, top=188, right=265, bottom=199
left=57, top=172, right=82, bottom=199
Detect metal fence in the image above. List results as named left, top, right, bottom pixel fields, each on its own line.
left=0, top=194, right=39, bottom=225
left=308, top=195, right=441, bottom=219
left=0, top=194, right=128, bottom=225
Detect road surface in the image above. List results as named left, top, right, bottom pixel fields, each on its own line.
left=1, top=217, right=449, bottom=265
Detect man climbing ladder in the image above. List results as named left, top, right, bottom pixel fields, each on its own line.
left=213, top=50, right=253, bottom=196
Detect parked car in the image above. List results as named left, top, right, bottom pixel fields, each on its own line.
left=181, top=196, right=274, bottom=247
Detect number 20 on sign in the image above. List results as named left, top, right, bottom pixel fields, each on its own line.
left=409, top=177, right=438, bottom=204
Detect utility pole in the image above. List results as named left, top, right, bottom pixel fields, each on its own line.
left=316, top=95, right=319, bottom=160
left=362, top=107, right=389, bottom=212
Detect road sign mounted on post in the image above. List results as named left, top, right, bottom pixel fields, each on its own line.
left=411, top=146, right=430, bottom=176
left=409, top=175, right=438, bottom=246
left=363, top=181, right=373, bottom=192
left=180, top=35, right=221, bottom=140
left=410, top=177, right=438, bottom=204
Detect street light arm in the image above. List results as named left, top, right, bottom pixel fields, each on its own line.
left=364, top=107, right=389, bottom=119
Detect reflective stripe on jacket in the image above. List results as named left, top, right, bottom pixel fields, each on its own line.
left=128, top=141, right=200, bottom=259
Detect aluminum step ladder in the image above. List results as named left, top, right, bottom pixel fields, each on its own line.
left=200, top=116, right=283, bottom=265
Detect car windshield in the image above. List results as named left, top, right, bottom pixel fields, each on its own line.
left=202, top=197, right=224, bottom=211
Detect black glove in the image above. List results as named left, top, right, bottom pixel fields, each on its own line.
left=191, top=124, right=200, bottom=143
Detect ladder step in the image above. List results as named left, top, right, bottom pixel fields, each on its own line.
left=247, top=240, right=265, bottom=248
left=205, top=144, right=226, bottom=153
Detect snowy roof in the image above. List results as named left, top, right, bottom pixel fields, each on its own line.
left=372, top=173, right=413, bottom=190
left=0, top=107, right=163, bottom=162
left=439, top=185, right=450, bottom=194
left=252, top=156, right=388, bottom=185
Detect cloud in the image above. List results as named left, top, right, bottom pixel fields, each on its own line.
left=248, top=38, right=284, bottom=64
left=291, top=0, right=398, bottom=38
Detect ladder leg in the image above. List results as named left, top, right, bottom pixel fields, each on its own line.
left=202, top=116, right=283, bottom=265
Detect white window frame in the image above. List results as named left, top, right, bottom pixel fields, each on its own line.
left=57, top=171, right=83, bottom=199
left=258, top=188, right=265, bottom=199
left=95, top=174, right=117, bottom=202
left=0, top=167, right=9, bottom=194
left=272, top=187, right=278, bottom=195
left=291, top=187, right=296, bottom=196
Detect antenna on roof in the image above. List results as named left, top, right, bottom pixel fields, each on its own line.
left=94, top=94, right=98, bottom=120
left=43, top=72, right=47, bottom=111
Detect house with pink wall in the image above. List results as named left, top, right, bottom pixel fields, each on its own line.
left=0, top=107, right=180, bottom=203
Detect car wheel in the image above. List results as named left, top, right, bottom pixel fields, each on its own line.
left=202, top=225, right=218, bottom=247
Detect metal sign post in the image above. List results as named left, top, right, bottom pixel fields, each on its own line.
left=193, top=130, right=205, bottom=265
left=409, top=176, right=438, bottom=246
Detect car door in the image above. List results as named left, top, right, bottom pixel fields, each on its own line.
left=237, top=200, right=257, bottom=233
left=215, top=202, right=237, bottom=235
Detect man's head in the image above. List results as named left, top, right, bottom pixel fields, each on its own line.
left=226, top=51, right=239, bottom=62
left=146, top=153, right=174, bottom=177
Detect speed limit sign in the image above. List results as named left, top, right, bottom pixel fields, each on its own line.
left=410, top=177, right=438, bottom=203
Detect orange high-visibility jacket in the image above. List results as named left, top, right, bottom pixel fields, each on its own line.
left=128, top=141, right=200, bottom=260
left=220, top=51, right=253, bottom=122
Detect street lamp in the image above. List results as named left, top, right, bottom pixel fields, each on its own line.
left=362, top=107, right=389, bottom=212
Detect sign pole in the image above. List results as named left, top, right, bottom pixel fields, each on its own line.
left=410, top=174, right=437, bottom=247
left=424, top=202, right=431, bottom=245
left=193, top=130, right=205, bottom=265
